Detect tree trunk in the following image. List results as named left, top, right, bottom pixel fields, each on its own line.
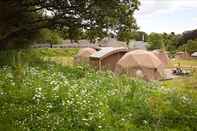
left=0, top=40, right=9, bottom=50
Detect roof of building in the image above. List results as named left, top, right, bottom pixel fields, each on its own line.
left=129, top=41, right=149, bottom=50
left=90, top=47, right=128, bottom=60
left=98, top=38, right=127, bottom=47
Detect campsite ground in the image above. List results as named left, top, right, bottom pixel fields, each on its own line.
left=41, top=49, right=197, bottom=90
left=0, top=48, right=197, bottom=130
left=163, top=59, right=197, bottom=89
left=168, top=59, right=197, bottom=68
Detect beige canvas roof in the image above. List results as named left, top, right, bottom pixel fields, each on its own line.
left=77, top=48, right=96, bottom=57
left=191, top=52, right=197, bottom=57
left=118, top=50, right=162, bottom=69
left=75, top=48, right=97, bottom=64
left=90, top=47, right=128, bottom=60
left=152, top=50, right=169, bottom=66
left=115, top=50, right=165, bottom=80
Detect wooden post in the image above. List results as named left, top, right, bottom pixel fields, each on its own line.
left=99, top=60, right=101, bottom=70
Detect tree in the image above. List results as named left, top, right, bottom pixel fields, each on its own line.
left=162, top=32, right=178, bottom=52
left=36, top=28, right=63, bottom=47
left=147, top=32, right=179, bottom=52
left=147, top=33, right=164, bottom=50
left=178, top=29, right=197, bottom=47
left=0, top=0, right=140, bottom=49
left=117, top=31, right=135, bottom=46
left=86, top=27, right=106, bottom=44
left=180, top=39, right=197, bottom=54
left=134, top=31, right=148, bottom=41
left=117, top=1, right=139, bottom=45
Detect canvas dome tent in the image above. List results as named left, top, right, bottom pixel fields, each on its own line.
left=74, top=48, right=97, bottom=64
left=115, top=50, right=165, bottom=81
left=191, top=52, right=197, bottom=59
left=152, top=50, right=169, bottom=66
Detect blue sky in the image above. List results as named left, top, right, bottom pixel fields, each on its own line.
left=135, top=0, right=197, bottom=34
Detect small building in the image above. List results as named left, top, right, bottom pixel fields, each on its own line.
left=98, top=38, right=127, bottom=47
left=191, top=52, right=197, bottom=59
left=129, top=41, right=149, bottom=50
left=89, top=47, right=128, bottom=71
left=175, top=52, right=190, bottom=59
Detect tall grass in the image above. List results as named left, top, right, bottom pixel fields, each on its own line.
left=0, top=49, right=197, bottom=130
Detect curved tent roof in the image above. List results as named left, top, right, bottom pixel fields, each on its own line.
left=77, top=48, right=96, bottom=57
left=152, top=50, right=169, bottom=66
left=115, top=50, right=165, bottom=80
left=191, top=52, right=197, bottom=57
left=118, top=50, right=162, bottom=69
left=75, top=48, right=97, bottom=64
left=90, top=47, right=128, bottom=60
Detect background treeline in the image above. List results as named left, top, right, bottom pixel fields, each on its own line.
left=147, top=29, right=197, bottom=54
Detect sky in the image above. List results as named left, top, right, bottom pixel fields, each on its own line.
left=135, top=0, right=197, bottom=34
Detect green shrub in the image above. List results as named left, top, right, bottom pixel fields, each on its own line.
left=36, top=29, right=63, bottom=45
left=179, top=39, right=197, bottom=54
left=0, top=48, right=79, bottom=66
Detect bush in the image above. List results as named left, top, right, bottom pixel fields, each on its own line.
left=36, top=29, right=63, bottom=45
left=0, top=48, right=79, bottom=66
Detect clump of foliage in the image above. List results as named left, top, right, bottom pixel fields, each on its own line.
left=178, top=29, right=197, bottom=47
left=36, top=29, right=63, bottom=45
left=179, top=39, right=197, bottom=53
left=147, top=32, right=178, bottom=52
left=147, top=33, right=164, bottom=50
left=0, top=48, right=78, bottom=66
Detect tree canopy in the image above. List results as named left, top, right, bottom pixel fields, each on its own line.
left=178, top=29, right=197, bottom=46
left=147, top=33, right=164, bottom=50
left=0, top=0, right=140, bottom=49
left=180, top=39, right=197, bottom=53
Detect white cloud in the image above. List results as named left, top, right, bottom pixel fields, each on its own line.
left=135, top=0, right=197, bottom=33
left=136, top=0, right=197, bottom=17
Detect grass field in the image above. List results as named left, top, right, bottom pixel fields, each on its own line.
left=163, top=58, right=197, bottom=89
left=168, top=59, right=197, bottom=68
left=0, top=49, right=197, bottom=131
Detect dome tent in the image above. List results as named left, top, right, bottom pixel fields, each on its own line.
left=152, top=50, right=169, bottom=66
left=74, top=48, right=97, bottom=64
left=115, top=50, right=165, bottom=81
left=191, top=52, right=197, bottom=58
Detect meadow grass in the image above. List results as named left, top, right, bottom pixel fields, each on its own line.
left=0, top=49, right=197, bottom=131
left=164, top=58, right=197, bottom=89
left=168, top=59, right=197, bottom=68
